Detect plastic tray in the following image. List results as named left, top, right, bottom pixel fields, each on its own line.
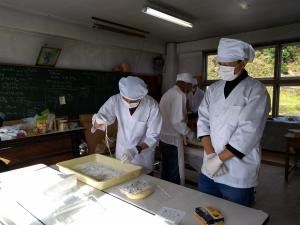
left=57, top=154, right=142, bottom=190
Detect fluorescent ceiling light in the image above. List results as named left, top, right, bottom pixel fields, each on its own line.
left=239, top=1, right=249, bottom=10
left=142, top=6, right=193, bottom=28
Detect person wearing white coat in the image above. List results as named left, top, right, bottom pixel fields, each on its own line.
left=92, top=76, right=162, bottom=174
left=187, top=78, right=205, bottom=114
left=197, top=38, right=270, bottom=207
left=159, top=73, right=196, bottom=185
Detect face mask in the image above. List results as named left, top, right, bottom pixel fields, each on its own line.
left=122, top=99, right=140, bottom=108
left=218, top=65, right=238, bottom=81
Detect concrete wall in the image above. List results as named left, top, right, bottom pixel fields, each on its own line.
left=162, top=43, right=178, bottom=92
left=178, top=52, right=203, bottom=76
left=0, top=6, right=165, bottom=74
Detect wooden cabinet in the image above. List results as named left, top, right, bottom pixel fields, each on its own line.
left=0, top=128, right=84, bottom=171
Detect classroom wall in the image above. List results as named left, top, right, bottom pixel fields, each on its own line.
left=0, top=6, right=165, bottom=74
left=0, top=28, right=162, bottom=74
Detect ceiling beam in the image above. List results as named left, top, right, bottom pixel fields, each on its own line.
left=92, top=16, right=150, bottom=34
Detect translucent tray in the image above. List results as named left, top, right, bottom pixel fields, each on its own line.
left=57, top=154, right=142, bottom=190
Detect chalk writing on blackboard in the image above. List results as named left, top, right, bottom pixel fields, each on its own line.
left=0, top=65, right=123, bottom=120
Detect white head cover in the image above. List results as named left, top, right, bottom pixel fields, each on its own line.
left=119, top=76, right=148, bottom=100
left=176, top=73, right=194, bottom=84
left=216, top=38, right=255, bottom=63
left=192, top=78, right=198, bottom=86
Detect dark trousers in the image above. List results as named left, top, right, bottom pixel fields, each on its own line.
left=147, top=171, right=154, bottom=176
left=160, top=141, right=180, bottom=184
left=198, top=173, right=255, bottom=207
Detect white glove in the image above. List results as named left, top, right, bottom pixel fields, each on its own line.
left=186, top=130, right=196, bottom=142
left=91, top=114, right=108, bottom=133
left=213, top=164, right=227, bottom=177
left=121, top=148, right=138, bottom=163
left=204, top=153, right=226, bottom=177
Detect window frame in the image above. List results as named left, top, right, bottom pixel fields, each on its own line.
left=203, top=38, right=300, bottom=118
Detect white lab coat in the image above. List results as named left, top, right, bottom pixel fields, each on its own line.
left=159, top=85, right=192, bottom=184
left=197, top=76, right=270, bottom=188
left=96, top=94, right=162, bottom=174
left=187, top=88, right=205, bottom=113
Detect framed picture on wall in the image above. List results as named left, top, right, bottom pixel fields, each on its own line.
left=36, top=47, right=61, bottom=67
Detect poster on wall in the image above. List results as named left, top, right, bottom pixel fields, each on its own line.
left=36, top=47, right=61, bottom=67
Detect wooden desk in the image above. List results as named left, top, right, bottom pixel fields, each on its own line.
left=284, top=131, right=300, bottom=182
left=0, top=128, right=85, bottom=170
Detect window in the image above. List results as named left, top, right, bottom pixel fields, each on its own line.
left=204, top=41, right=300, bottom=117
left=265, top=86, right=273, bottom=115
left=206, top=54, right=218, bottom=80
left=281, top=43, right=300, bottom=78
left=279, top=86, right=300, bottom=116
left=279, top=43, right=300, bottom=116
left=245, top=47, right=275, bottom=79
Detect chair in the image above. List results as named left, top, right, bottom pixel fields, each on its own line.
left=284, top=129, right=300, bottom=182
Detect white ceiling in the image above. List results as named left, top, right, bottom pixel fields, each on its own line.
left=0, top=0, right=300, bottom=42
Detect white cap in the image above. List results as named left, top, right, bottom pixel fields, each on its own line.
left=216, top=38, right=255, bottom=63
left=119, top=76, right=148, bottom=100
left=176, top=73, right=194, bottom=84
left=192, top=78, right=198, bottom=86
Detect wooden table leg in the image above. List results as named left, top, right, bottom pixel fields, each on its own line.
left=285, top=140, right=290, bottom=182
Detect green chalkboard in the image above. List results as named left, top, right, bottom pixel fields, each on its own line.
left=0, top=64, right=125, bottom=120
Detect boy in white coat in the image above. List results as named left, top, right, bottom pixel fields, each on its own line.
left=159, top=73, right=195, bottom=184
left=92, top=76, right=162, bottom=174
left=197, top=38, right=270, bottom=206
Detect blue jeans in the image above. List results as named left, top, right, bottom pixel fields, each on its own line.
left=198, top=173, right=255, bottom=207
left=160, top=141, right=180, bottom=184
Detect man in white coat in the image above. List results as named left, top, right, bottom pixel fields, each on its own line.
left=187, top=78, right=205, bottom=114
left=159, top=73, right=196, bottom=185
left=92, top=76, right=162, bottom=174
left=197, top=38, right=270, bottom=206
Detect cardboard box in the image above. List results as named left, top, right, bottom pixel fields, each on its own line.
left=79, top=114, right=117, bottom=154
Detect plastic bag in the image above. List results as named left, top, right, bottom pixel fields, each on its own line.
left=120, top=179, right=155, bottom=200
